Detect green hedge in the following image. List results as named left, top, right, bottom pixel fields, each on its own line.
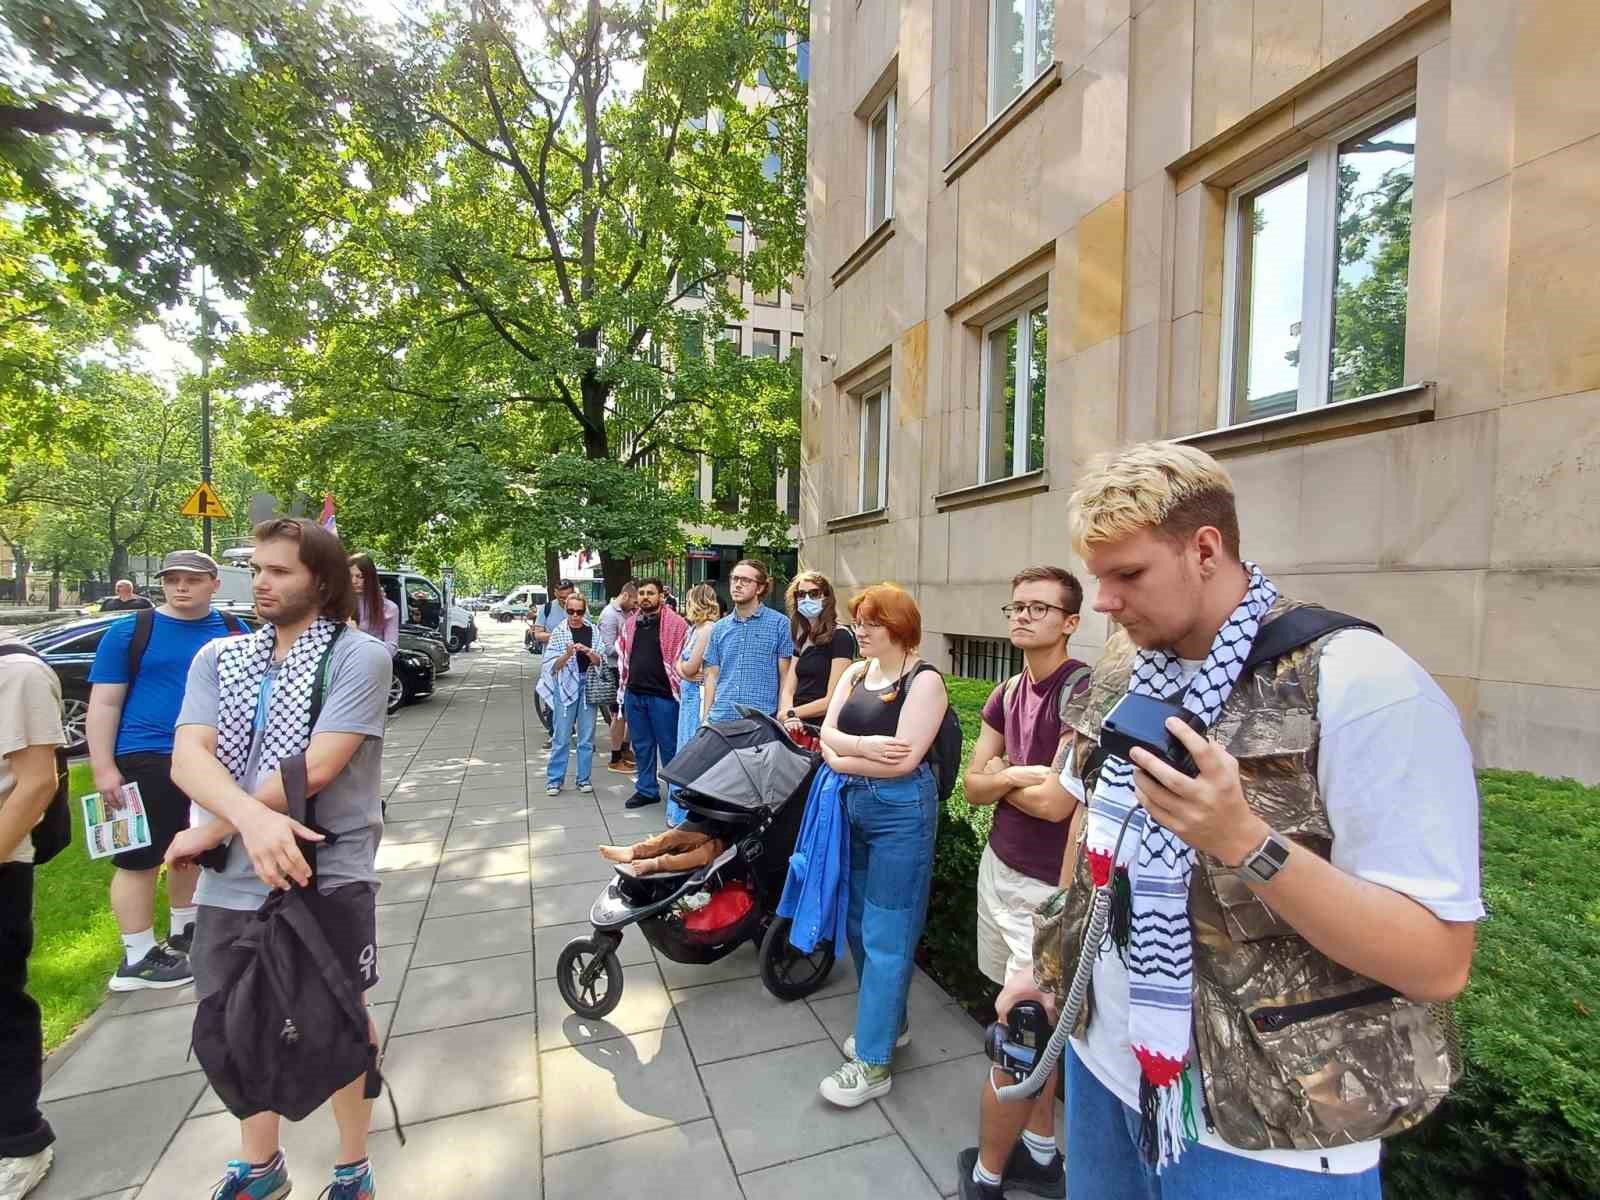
left=920, top=676, right=1003, bottom=1014
left=1384, top=770, right=1600, bottom=1200
left=918, top=690, right=1600, bottom=1197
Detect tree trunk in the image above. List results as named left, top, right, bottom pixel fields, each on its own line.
left=599, top=550, right=631, bottom=598
left=48, top=567, right=61, bottom=612
left=108, top=542, right=131, bottom=584
left=12, top=548, right=27, bottom=607
left=544, top=546, right=562, bottom=596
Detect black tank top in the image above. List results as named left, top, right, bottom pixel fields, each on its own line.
left=836, top=660, right=929, bottom=738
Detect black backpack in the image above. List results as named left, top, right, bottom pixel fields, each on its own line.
left=850, top=660, right=965, bottom=804
left=191, top=753, right=404, bottom=1133
left=0, top=644, right=72, bottom=864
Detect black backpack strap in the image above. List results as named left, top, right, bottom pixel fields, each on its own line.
left=219, top=610, right=246, bottom=636
left=122, top=606, right=157, bottom=703
left=307, top=624, right=345, bottom=730
left=1240, top=607, right=1381, bottom=678
left=0, top=643, right=40, bottom=660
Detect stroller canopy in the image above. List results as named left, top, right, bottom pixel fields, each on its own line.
left=660, top=710, right=815, bottom=812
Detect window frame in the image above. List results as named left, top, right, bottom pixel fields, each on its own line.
left=857, top=383, right=890, bottom=514
left=976, top=293, right=1049, bottom=484
left=866, top=92, right=896, bottom=236
left=752, top=327, right=781, bottom=359
left=1217, top=93, right=1417, bottom=429
left=987, top=0, right=1054, bottom=121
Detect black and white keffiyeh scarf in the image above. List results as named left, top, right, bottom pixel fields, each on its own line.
left=214, top=617, right=341, bottom=784
left=1084, top=564, right=1278, bottom=1168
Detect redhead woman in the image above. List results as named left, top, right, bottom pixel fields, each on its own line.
left=815, top=583, right=949, bottom=1107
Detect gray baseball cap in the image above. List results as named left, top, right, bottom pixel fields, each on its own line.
left=156, top=550, right=220, bottom=577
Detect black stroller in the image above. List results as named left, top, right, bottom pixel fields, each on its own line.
left=555, top=708, right=837, bottom=1018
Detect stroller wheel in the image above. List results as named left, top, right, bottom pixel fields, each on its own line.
left=759, top=915, right=835, bottom=1001
left=557, top=936, right=625, bottom=1018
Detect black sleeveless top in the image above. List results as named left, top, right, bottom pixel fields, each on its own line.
left=836, top=660, right=933, bottom=738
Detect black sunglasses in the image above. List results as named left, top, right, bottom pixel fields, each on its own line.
left=795, top=588, right=826, bottom=600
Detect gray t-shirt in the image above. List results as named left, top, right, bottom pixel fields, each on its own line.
left=178, top=630, right=392, bottom=911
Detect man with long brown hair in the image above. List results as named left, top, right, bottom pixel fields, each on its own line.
left=168, top=518, right=393, bottom=1200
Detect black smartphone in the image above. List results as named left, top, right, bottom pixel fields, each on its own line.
left=1100, top=693, right=1208, bottom=777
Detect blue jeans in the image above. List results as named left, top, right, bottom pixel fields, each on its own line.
left=1064, top=1045, right=1382, bottom=1198
left=624, top=691, right=680, bottom=800
left=547, top=691, right=595, bottom=788
left=843, top=764, right=937, bottom=1067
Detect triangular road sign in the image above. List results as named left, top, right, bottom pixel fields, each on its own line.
left=179, top=482, right=229, bottom=519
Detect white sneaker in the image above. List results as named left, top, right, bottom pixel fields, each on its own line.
left=546, top=784, right=561, bottom=796
left=0, top=1147, right=53, bottom=1200
left=576, top=780, right=594, bottom=794
left=842, top=1027, right=911, bottom=1060
left=818, top=1059, right=892, bottom=1108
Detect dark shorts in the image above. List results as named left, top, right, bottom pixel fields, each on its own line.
left=112, top=753, right=189, bottom=871
left=189, top=883, right=379, bottom=1002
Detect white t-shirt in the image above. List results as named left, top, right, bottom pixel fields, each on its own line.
left=1059, top=630, right=1484, bottom=1173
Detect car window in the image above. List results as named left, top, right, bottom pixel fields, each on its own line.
left=56, top=627, right=109, bottom=655
left=380, top=573, right=403, bottom=609
left=406, top=578, right=443, bottom=628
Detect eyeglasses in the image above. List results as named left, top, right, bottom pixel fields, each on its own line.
left=1001, top=601, right=1072, bottom=621
left=795, top=588, right=825, bottom=600
left=730, top=575, right=761, bottom=586
left=851, top=621, right=883, bottom=634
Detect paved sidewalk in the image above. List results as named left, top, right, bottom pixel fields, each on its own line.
left=33, top=621, right=988, bottom=1199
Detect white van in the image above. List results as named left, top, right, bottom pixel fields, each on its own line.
left=489, top=584, right=547, bottom=622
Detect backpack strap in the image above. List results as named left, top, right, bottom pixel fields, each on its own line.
left=122, top=606, right=157, bottom=704
left=307, top=624, right=345, bottom=730
left=1058, top=664, right=1092, bottom=725
left=219, top=610, right=246, bottom=636
left=1240, top=607, right=1381, bottom=678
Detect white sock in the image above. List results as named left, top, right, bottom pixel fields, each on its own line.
left=1021, top=1129, right=1057, bottom=1166
left=121, top=928, right=157, bottom=966
left=169, top=905, right=198, bottom=932
left=973, top=1158, right=1003, bottom=1188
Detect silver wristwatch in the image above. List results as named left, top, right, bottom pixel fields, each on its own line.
left=1234, top=828, right=1293, bottom=884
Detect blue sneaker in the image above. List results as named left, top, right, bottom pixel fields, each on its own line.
left=210, top=1151, right=290, bottom=1200
left=319, top=1158, right=375, bottom=1200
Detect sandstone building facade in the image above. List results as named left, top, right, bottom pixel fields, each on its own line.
left=799, top=0, right=1600, bottom=781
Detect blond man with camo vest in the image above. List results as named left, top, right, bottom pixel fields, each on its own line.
left=998, top=441, right=1480, bottom=1197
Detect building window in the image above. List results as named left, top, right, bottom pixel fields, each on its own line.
left=753, top=236, right=781, bottom=305
left=858, top=384, right=889, bottom=512
left=988, top=0, right=1055, bottom=119
left=718, top=325, right=742, bottom=358
left=785, top=455, right=800, bottom=519
left=790, top=269, right=804, bottom=310
left=789, top=332, right=804, bottom=361
left=752, top=328, right=781, bottom=359
left=979, top=297, right=1048, bottom=482
left=867, top=92, right=895, bottom=234
left=1222, top=101, right=1415, bottom=425
left=950, top=634, right=1023, bottom=683
left=726, top=214, right=746, bottom=300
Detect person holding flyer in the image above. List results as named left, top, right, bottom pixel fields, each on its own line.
left=88, top=550, right=245, bottom=992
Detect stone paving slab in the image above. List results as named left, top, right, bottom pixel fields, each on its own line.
left=544, top=1117, right=742, bottom=1200
left=738, top=1133, right=944, bottom=1200
left=32, top=627, right=975, bottom=1199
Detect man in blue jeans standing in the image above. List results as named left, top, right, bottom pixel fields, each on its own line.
left=541, top=593, right=602, bottom=796
left=616, top=580, right=687, bottom=811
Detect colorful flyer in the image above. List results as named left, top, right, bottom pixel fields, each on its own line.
left=81, top=782, right=152, bottom=861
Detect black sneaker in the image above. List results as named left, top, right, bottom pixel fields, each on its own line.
left=109, top=944, right=193, bottom=992
left=955, top=1149, right=1004, bottom=1200
left=166, top=921, right=196, bottom=956
left=1003, top=1140, right=1065, bottom=1199
left=624, top=792, right=661, bottom=810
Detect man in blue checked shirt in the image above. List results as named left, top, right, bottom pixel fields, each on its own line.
left=700, top=559, right=794, bottom=724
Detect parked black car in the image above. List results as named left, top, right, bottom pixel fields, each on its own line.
left=12, top=611, right=435, bottom=753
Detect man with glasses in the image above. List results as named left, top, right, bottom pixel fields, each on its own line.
left=701, top=559, right=794, bottom=725
left=957, top=565, right=1090, bottom=1200
left=542, top=593, right=603, bottom=796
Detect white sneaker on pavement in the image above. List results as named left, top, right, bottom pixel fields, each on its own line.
left=0, top=1147, right=53, bottom=1200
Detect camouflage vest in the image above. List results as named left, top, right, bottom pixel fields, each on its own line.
left=1052, top=597, right=1460, bottom=1152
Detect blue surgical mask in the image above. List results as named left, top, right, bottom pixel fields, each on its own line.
left=797, top=597, right=824, bottom=619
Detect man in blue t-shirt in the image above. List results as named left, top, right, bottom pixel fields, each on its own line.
left=87, top=550, right=244, bottom=992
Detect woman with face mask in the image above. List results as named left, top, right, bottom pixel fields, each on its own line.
left=777, top=572, right=857, bottom=746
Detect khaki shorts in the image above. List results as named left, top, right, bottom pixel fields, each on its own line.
left=975, top=843, right=1059, bottom=985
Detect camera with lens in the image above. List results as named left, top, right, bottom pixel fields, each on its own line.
left=985, top=999, right=1053, bottom=1085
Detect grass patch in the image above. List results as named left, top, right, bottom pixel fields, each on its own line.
left=29, top=762, right=169, bottom=1051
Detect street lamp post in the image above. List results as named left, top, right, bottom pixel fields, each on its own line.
left=199, top=271, right=214, bottom=556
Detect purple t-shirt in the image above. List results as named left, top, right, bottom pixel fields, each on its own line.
left=979, top=658, right=1091, bottom=884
